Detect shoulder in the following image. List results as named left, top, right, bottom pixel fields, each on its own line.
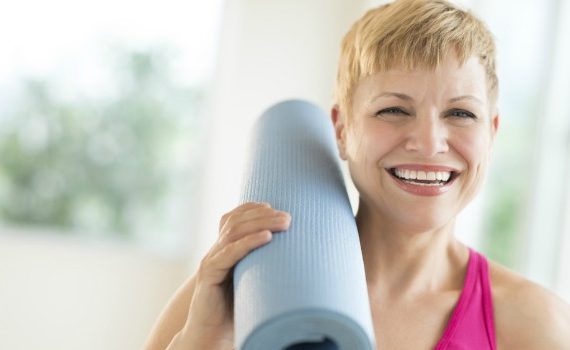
left=488, top=259, right=570, bottom=350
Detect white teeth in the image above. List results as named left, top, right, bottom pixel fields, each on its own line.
left=394, top=168, right=452, bottom=182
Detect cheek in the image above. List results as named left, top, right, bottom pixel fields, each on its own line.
left=345, top=125, right=367, bottom=163
left=346, top=122, right=400, bottom=164
left=452, top=128, right=492, bottom=173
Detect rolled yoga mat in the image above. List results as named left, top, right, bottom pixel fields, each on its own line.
left=233, top=100, right=376, bottom=350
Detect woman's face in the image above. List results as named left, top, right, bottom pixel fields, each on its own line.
left=332, top=54, right=499, bottom=232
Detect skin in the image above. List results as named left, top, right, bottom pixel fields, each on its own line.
left=143, top=53, right=570, bottom=349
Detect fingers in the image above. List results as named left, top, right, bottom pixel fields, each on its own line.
left=198, top=202, right=292, bottom=287
left=220, top=205, right=290, bottom=238
left=199, top=230, right=273, bottom=286
left=218, top=202, right=270, bottom=232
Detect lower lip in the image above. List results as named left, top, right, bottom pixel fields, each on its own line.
left=386, top=169, right=458, bottom=196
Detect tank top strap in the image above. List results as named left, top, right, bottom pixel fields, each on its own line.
left=434, top=247, right=497, bottom=350
left=478, top=248, right=497, bottom=349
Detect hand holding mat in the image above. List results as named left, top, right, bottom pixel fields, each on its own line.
left=176, top=201, right=290, bottom=349
left=234, top=100, right=376, bottom=350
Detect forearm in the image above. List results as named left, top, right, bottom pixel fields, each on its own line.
left=143, top=275, right=198, bottom=350
left=164, top=328, right=201, bottom=350
left=166, top=327, right=234, bottom=350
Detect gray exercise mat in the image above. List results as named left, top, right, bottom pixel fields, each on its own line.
left=233, top=100, right=376, bottom=350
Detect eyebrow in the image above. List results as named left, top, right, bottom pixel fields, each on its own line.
left=371, top=92, right=484, bottom=105
left=371, top=92, right=413, bottom=103
left=448, top=95, right=484, bottom=105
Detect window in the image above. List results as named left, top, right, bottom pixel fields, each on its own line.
left=0, top=0, right=223, bottom=254
left=473, top=0, right=569, bottom=294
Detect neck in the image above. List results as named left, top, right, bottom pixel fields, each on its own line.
left=356, top=200, right=468, bottom=301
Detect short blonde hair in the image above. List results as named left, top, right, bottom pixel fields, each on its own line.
left=334, top=0, right=498, bottom=121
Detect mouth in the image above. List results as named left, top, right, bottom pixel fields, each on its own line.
left=387, top=167, right=460, bottom=186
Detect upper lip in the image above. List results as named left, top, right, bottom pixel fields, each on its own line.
left=388, top=164, right=460, bottom=173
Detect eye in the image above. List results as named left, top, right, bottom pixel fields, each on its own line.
left=448, top=109, right=477, bottom=119
left=376, top=107, right=409, bottom=117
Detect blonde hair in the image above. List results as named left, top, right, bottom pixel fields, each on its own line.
left=335, top=0, right=498, bottom=120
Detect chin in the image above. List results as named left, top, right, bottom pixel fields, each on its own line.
left=395, top=209, right=456, bottom=234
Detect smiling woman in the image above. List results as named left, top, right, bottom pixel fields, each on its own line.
left=328, top=3, right=569, bottom=348
left=335, top=54, right=498, bottom=230
left=145, top=1, right=570, bottom=350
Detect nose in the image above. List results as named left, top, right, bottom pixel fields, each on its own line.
left=404, top=113, right=449, bottom=157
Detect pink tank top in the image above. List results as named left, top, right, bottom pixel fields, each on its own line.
left=434, top=247, right=497, bottom=349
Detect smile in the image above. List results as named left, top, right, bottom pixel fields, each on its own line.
left=386, top=167, right=460, bottom=196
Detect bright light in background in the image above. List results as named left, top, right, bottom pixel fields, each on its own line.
left=0, top=0, right=223, bottom=93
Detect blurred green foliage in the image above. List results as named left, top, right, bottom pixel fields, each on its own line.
left=0, top=48, right=202, bottom=237
left=481, top=111, right=535, bottom=270
left=482, top=175, right=524, bottom=267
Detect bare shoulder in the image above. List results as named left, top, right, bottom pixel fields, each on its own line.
left=488, top=260, right=570, bottom=350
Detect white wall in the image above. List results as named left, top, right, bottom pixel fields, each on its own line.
left=0, top=229, right=187, bottom=350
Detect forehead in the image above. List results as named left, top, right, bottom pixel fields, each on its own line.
left=352, top=55, right=489, bottom=107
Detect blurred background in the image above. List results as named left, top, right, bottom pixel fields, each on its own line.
left=0, top=0, right=568, bottom=349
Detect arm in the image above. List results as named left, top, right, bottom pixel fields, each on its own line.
left=142, top=275, right=197, bottom=350
left=515, top=292, right=570, bottom=349
left=142, top=202, right=290, bottom=350
left=496, top=279, right=570, bottom=349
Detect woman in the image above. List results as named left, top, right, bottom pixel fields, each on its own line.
left=144, top=0, right=570, bottom=349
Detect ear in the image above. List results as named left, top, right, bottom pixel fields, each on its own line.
left=490, top=111, right=500, bottom=141
left=488, top=112, right=500, bottom=159
left=331, top=104, right=348, bottom=160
